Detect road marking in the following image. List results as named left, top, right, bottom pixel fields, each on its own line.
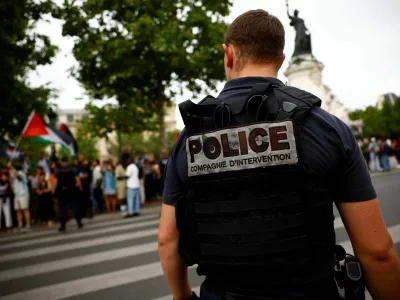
left=0, top=262, right=163, bottom=300
left=0, top=218, right=160, bottom=251
left=334, top=217, right=344, bottom=229
left=0, top=228, right=158, bottom=263
left=0, top=242, right=158, bottom=281
left=0, top=211, right=160, bottom=244
left=0, top=263, right=196, bottom=300
left=2, top=221, right=398, bottom=300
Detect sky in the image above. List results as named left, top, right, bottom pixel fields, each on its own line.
left=29, top=0, right=400, bottom=129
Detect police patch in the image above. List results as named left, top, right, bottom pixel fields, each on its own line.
left=186, top=120, right=298, bottom=177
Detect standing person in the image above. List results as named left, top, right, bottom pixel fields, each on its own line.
left=91, top=159, right=104, bottom=213
left=49, top=163, right=58, bottom=195
left=158, top=150, right=169, bottom=195
left=381, top=138, right=392, bottom=171
left=9, top=162, right=30, bottom=232
left=368, top=137, right=382, bottom=172
left=103, top=163, right=117, bottom=213
left=137, top=157, right=145, bottom=205
left=151, top=160, right=161, bottom=198
left=158, top=10, right=400, bottom=300
left=115, top=160, right=127, bottom=212
left=36, top=152, right=50, bottom=180
left=29, top=167, right=41, bottom=225
left=23, top=153, right=32, bottom=175
left=0, top=172, right=13, bottom=231
left=126, top=158, right=140, bottom=217
left=120, top=148, right=131, bottom=162
left=392, top=138, right=400, bottom=167
left=49, top=163, right=58, bottom=220
left=143, top=158, right=154, bottom=201
left=77, top=155, right=93, bottom=218
left=37, top=172, right=54, bottom=227
left=360, top=137, right=370, bottom=167
left=55, top=157, right=83, bottom=232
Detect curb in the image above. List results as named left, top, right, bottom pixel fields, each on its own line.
left=370, top=169, right=400, bottom=177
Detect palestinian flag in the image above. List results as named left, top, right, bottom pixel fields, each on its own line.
left=21, top=111, right=77, bottom=156
left=0, top=138, right=21, bottom=160
left=59, top=123, right=78, bottom=155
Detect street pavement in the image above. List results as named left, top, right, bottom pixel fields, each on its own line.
left=0, top=171, right=399, bottom=300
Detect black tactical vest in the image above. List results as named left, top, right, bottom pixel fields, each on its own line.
left=177, top=83, right=337, bottom=299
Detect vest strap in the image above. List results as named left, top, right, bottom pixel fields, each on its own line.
left=195, top=194, right=301, bottom=214
left=179, top=97, right=217, bottom=128
left=200, top=235, right=308, bottom=256
left=198, top=214, right=305, bottom=235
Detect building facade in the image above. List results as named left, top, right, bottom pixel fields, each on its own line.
left=56, top=103, right=177, bottom=161
left=377, top=93, right=398, bottom=110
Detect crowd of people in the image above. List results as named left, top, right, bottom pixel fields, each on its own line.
left=359, top=137, right=400, bottom=172
left=0, top=150, right=169, bottom=233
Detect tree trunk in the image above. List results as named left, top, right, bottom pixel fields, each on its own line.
left=116, top=131, right=123, bottom=157
left=156, top=101, right=166, bottom=154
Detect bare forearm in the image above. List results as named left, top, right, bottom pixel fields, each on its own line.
left=159, top=242, right=192, bottom=300
left=361, top=248, right=400, bottom=299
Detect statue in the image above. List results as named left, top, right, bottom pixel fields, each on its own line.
left=286, top=0, right=312, bottom=57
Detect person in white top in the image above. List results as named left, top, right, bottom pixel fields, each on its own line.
left=91, top=159, right=103, bottom=213
left=36, top=152, right=50, bottom=180
left=126, top=158, right=140, bottom=217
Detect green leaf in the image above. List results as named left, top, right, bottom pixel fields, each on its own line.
left=56, top=0, right=233, bottom=149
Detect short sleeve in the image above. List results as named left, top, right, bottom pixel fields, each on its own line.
left=162, top=134, right=187, bottom=206
left=126, top=166, right=132, bottom=177
left=335, top=123, right=377, bottom=202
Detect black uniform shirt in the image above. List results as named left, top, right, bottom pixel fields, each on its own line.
left=56, top=165, right=78, bottom=192
left=163, top=77, right=377, bottom=206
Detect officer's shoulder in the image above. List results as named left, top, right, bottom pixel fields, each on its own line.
left=276, top=85, right=322, bottom=107
left=278, top=86, right=348, bottom=128
left=171, top=128, right=188, bottom=157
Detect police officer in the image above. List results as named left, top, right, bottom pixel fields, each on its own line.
left=56, top=157, right=83, bottom=232
left=158, top=9, right=400, bottom=300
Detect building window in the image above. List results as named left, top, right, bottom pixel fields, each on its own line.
left=67, top=114, right=74, bottom=123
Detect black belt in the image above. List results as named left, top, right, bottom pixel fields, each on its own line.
left=224, top=292, right=322, bottom=300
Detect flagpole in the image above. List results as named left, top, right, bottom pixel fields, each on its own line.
left=9, top=136, right=22, bottom=162
left=9, top=110, right=35, bottom=163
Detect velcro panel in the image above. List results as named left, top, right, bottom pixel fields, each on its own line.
left=197, top=213, right=305, bottom=235
left=200, top=235, right=308, bottom=256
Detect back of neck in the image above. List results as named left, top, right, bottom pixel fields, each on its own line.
left=236, top=64, right=278, bottom=79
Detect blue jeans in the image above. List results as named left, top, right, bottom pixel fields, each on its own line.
left=127, top=188, right=140, bottom=215
left=90, top=184, right=97, bottom=211
left=382, top=154, right=391, bottom=171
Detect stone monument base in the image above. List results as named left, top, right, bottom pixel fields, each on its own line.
left=284, top=54, right=351, bottom=125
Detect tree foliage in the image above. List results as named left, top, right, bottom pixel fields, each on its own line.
left=83, top=103, right=155, bottom=139
left=349, top=97, right=400, bottom=138
left=74, top=119, right=99, bottom=162
left=114, top=129, right=181, bottom=158
left=56, top=0, right=232, bottom=150
left=0, top=0, right=58, bottom=138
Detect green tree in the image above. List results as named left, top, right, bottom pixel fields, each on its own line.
left=0, top=0, right=58, bottom=138
left=83, top=103, right=155, bottom=156
left=349, top=97, right=400, bottom=138
left=75, top=119, right=99, bottom=161
left=56, top=0, right=232, bottom=151
left=114, top=129, right=180, bottom=158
